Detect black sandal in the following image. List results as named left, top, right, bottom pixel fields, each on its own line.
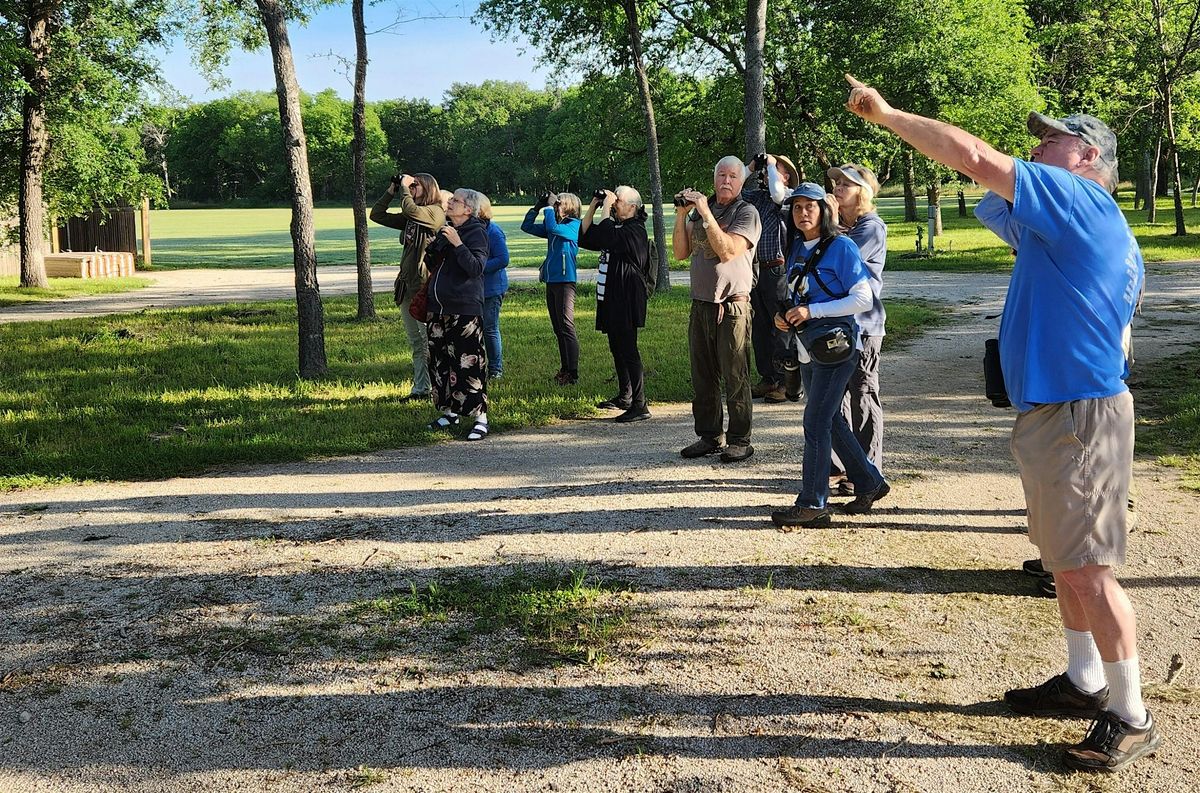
left=428, top=414, right=460, bottom=431
left=465, top=421, right=489, bottom=441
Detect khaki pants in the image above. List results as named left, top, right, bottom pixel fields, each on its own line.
left=688, top=299, right=753, bottom=446
left=398, top=295, right=431, bottom=396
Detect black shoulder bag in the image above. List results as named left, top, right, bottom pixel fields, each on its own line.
left=788, top=238, right=859, bottom=366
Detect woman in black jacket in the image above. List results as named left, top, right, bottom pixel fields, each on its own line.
left=422, top=188, right=492, bottom=440
left=580, top=185, right=655, bottom=423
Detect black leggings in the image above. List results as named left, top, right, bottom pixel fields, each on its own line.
left=606, top=324, right=644, bottom=408
left=546, top=282, right=579, bottom=375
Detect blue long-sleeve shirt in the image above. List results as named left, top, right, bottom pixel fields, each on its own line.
left=521, top=206, right=580, bottom=283
left=483, top=222, right=510, bottom=298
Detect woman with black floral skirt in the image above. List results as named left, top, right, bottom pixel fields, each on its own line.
left=421, top=188, right=492, bottom=441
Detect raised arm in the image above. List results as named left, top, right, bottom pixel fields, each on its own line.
left=369, top=186, right=407, bottom=231
left=541, top=207, right=579, bottom=243
left=520, top=206, right=548, bottom=239
left=845, top=74, right=1016, bottom=202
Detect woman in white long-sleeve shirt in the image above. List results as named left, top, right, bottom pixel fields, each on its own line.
left=770, top=182, right=889, bottom=529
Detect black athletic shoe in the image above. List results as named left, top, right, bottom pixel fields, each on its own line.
left=1022, top=558, right=1052, bottom=578
left=614, top=406, right=651, bottom=423
left=1036, top=577, right=1057, bottom=598
left=1005, top=673, right=1109, bottom=719
left=680, top=438, right=724, bottom=458
left=596, top=398, right=631, bottom=410
left=1064, top=710, right=1162, bottom=772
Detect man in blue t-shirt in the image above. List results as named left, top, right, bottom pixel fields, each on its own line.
left=844, top=75, right=1157, bottom=772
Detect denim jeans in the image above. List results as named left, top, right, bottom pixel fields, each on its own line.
left=483, top=293, right=504, bottom=376
left=797, top=351, right=884, bottom=508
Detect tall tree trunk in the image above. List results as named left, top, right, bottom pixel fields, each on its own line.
left=350, top=0, right=375, bottom=319
left=902, top=148, right=917, bottom=223
left=1147, top=134, right=1161, bottom=223
left=257, top=0, right=327, bottom=378
left=19, top=0, right=55, bottom=289
left=622, top=0, right=669, bottom=292
left=743, top=0, right=766, bottom=161
left=926, top=182, right=943, bottom=236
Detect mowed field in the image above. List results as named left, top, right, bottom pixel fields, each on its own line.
left=145, top=197, right=1200, bottom=271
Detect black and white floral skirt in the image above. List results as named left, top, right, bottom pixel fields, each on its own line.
left=427, top=313, right=488, bottom=417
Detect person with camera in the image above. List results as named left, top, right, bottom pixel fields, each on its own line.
left=743, top=152, right=799, bottom=404
left=825, top=163, right=888, bottom=495
left=521, top=191, right=582, bottom=385
left=369, top=172, right=445, bottom=401
left=845, top=75, right=1154, bottom=772
left=476, top=194, right=510, bottom=381
left=672, top=157, right=762, bottom=463
left=580, top=186, right=654, bottom=424
left=421, top=188, right=492, bottom=441
left=770, top=183, right=888, bottom=530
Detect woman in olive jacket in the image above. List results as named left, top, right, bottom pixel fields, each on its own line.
left=422, top=188, right=492, bottom=441
left=369, top=172, right=445, bottom=400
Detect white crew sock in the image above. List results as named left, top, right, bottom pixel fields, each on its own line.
left=475, top=412, right=487, bottom=425
left=1103, top=656, right=1148, bottom=727
left=1064, top=628, right=1106, bottom=694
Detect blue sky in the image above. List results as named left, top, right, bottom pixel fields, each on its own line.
left=153, top=3, right=550, bottom=104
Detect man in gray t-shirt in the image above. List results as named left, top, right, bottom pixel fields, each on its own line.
left=673, top=156, right=762, bottom=463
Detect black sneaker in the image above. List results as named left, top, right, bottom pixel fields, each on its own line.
left=614, top=406, right=651, bottom=423
left=772, top=505, right=831, bottom=529
left=1022, top=558, right=1052, bottom=578
left=1005, top=673, right=1109, bottom=718
left=1064, top=710, right=1162, bottom=772
left=597, top=398, right=631, bottom=410
left=841, top=480, right=890, bottom=514
left=1036, top=577, right=1057, bottom=598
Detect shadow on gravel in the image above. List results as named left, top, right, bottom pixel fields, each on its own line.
left=0, top=682, right=1040, bottom=776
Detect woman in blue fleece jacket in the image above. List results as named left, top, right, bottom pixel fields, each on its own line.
left=521, top=191, right=581, bottom=384
left=477, top=195, right=510, bottom=380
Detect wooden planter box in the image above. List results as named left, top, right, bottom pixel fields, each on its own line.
left=44, top=251, right=136, bottom=278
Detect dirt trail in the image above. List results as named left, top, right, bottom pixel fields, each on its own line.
left=1, top=267, right=1198, bottom=792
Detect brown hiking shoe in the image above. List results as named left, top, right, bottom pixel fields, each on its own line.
left=841, top=480, right=890, bottom=514
left=680, top=438, right=724, bottom=459
left=1064, top=710, right=1162, bottom=772
left=771, top=505, right=831, bottom=529
left=751, top=380, right=772, bottom=398
left=763, top=385, right=787, bottom=403
left=1005, top=673, right=1109, bottom=718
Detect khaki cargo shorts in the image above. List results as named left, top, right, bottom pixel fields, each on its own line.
left=1009, top=392, right=1134, bottom=573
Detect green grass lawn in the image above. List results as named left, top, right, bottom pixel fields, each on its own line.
left=146, top=195, right=1199, bottom=274
left=0, top=276, right=150, bottom=307
left=0, top=284, right=941, bottom=490
left=1132, top=349, right=1200, bottom=492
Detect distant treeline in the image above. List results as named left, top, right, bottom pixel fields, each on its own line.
left=152, top=73, right=757, bottom=207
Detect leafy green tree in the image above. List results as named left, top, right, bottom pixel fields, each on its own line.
left=1, top=0, right=169, bottom=287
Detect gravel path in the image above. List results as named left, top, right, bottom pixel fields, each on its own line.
left=1, top=265, right=1198, bottom=792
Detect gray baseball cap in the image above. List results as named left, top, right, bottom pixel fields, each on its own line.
left=1027, top=111, right=1118, bottom=170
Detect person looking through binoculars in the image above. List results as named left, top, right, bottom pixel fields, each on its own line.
left=369, top=172, right=445, bottom=402
left=580, top=187, right=655, bottom=424
left=521, top=191, right=582, bottom=385
left=672, top=156, right=761, bottom=464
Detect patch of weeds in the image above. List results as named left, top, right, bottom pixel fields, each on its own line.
left=739, top=571, right=776, bottom=601
left=347, top=566, right=634, bottom=667
left=1143, top=683, right=1200, bottom=704
left=346, top=765, right=388, bottom=789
